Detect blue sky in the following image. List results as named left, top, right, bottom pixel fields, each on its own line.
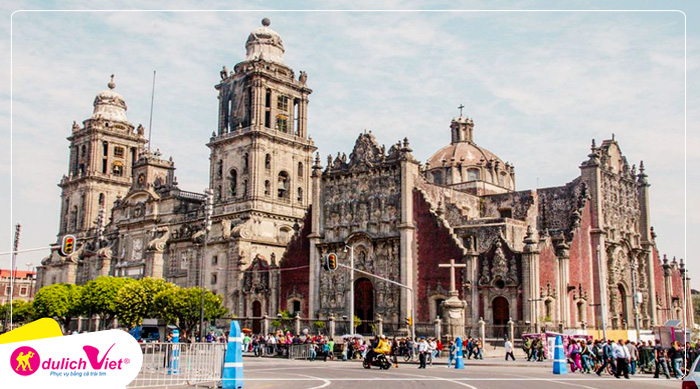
left=1, top=1, right=698, bottom=288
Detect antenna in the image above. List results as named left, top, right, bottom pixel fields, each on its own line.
left=148, top=70, right=156, bottom=151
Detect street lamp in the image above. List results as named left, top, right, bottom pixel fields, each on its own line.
left=200, top=188, right=214, bottom=341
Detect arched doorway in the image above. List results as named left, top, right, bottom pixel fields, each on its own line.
left=492, top=296, right=510, bottom=339
left=354, top=278, right=374, bottom=334
left=252, top=301, right=262, bottom=334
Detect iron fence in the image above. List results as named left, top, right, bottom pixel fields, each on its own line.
left=127, top=342, right=225, bottom=388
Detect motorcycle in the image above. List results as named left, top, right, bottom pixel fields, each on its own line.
left=363, top=352, right=392, bottom=370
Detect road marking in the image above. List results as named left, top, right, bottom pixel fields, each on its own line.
left=293, top=373, right=331, bottom=389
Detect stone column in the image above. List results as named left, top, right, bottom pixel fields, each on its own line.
left=399, top=153, right=419, bottom=324
left=662, top=255, right=672, bottom=324
left=507, top=317, right=515, bottom=344
left=295, top=313, right=301, bottom=335
left=556, top=240, right=571, bottom=329
left=263, top=314, right=270, bottom=335
left=478, top=317, right=486, bottom=352
left=522, top=226, right=540, bottom=327
left=329, top=314, right=336, bottom=339
left=77, top=316, right=83, bottom=332
left=307, top=155, right=323, bottom=317
left=376, top=313, right=383, bottom=336
left=434, top=317, right=442, bottom=340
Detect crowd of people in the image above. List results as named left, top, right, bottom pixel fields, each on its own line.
left=238, top=329, right=700, bottom=378
left=521, top=337, right=700, bottom=380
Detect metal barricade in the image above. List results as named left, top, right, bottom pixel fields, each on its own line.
left=128, top=342, right=226, bottom=388
left=288, top=344, right=310, bottom=360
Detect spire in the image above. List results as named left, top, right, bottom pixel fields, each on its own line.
left=92, top=75, right=128, bottom=123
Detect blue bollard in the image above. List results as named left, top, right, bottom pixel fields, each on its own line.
left=168, top=329, right=180, bottom=375
left=222, top=321, right=244, bottom=388
left=552, top=335, right=568, bottom=375
left=455, top=337, right=465, bottom=369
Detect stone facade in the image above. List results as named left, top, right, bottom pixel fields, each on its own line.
left=36, top=18, right=693, bottom=333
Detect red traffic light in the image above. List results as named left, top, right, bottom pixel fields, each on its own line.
left=327, top=253, right=338, bottom=271
left=60, top=234, right=76, bottom=256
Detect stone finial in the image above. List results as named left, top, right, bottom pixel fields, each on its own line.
left=662, top=254, right=668, bottom=265
left=261, top=17, right=271, bottom=26
left=650, top=226, right=657, bottom=240
left=108, top=74, right=115, bottom=89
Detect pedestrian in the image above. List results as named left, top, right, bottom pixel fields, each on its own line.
left=309, top=341, right=317, bottom=361
left=475, top=338, right=484, bottom=360
left=466, top=337, right=474, bottom=359
left=447, top=341, right=456, bottom=368
left=568, top=340, right=582, bottom=372
left=580, top=340, right=593, bottom=374
left=418, top=337, right=428, bottom=369
left=505, top=338, right=515, bottom=361
left=653, top=339, right=670, bottom=379
left=328, top=338, right=335, bottom=360
left=391, top=337, right=400, bottom=368
left=626, top=340, right=638, bottom=375
left=428, top=338, right=437, bottom=365
left=613, top=339, right=630, bottom=379
left=670, top=341, right=684, bottom=379
left=524, top=338, right=533, bottom=361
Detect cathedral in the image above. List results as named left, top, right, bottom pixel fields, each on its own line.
left=37, top=18, right=693, bottom=336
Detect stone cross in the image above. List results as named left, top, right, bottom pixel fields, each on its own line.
left=458, top=104, right=465, bottom=117
left=439, top=258, right=466, bottom=296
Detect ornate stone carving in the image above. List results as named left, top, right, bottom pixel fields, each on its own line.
left=147, top=226, right=169, bottom=252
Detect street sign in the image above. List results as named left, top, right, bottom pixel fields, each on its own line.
left=60, top=234, right=76, bottom=256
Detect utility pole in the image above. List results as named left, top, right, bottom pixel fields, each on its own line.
left=596, top=244, right=608, bottom=341
left=10, top=223, right=21, bottom=330
left=200, top=188, right=214, bottom=341
left=631, top=258, right=641, bottom=341
left=345, top=245, right=354, bottom=334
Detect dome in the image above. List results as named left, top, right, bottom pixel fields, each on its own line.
left=425, top=117, right=515, bottom=191
left=244, top=18, right=285, bottom=64
left=427, top=142, right=503, bottom=168
left=91, top=75, right=128, bottom=123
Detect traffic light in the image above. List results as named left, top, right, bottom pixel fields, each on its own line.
left=404, top=317, right=413, bottom=326
left=60, top=234, right=76, bottom=256
left=323, top=253, right=338, bottom=271
left=327, top=253, right=338, bottom=271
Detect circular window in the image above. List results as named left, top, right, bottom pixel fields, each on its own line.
left=494, top=279, right=506, bottom=289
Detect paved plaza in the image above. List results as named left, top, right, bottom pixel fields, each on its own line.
left=174, top=356, right=684, bottom=389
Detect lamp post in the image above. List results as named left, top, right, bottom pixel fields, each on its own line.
left=630, top=258, right=641, bottom=341
left=200, top=188, right=214, bottom=341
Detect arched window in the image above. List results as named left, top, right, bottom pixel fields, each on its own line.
left=112, top=161, right=124, bottom=176
left=292, top=300, right=301, bottom=314
left=217, top=185, right=222, bottom=201
left=229, top=169, right=238, bottom=197
left=243, top=153, right=249, bottom=173
left=467, top=168, right=480, bottom=181
left=264, top=180, right=271, bottom=196
left=297, top=162, right=303, bottom=177
left=98, top=193, right=105, bottom=206
left=277, top=171, right=289, bottom=199
left=432, top=170, right=443, bottom=184
left=265, top=154, right=271, bottom=169
left=436, top=298, right=445, bottom=319
left=242, top=179, right=248, bottom=197
left=297, top=187, right=303, bottom=203
left=102, top=141, right=108, bottom=156
left=217, top=160, right=223, bottom=179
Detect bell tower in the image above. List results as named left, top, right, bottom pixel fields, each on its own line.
left=207, top=18, right=316, bottom=316
left=208, top=18, right=315, bottom=221
left=58, top=76, right=148, bottom=240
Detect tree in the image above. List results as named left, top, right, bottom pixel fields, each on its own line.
left=32, top=283, right=82, bottom=330
left=154, top=287, right=227, bottom=340
left=1, top=300, right=33, bottom=327
left=81, top=276, right=135, bottom=329
left=115, top=278, right=175, bottom=328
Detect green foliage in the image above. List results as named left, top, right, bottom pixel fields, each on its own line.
left=115, top=278, right=175, bottom=328
left=32, top=283, right=83, bottom=329
left=354, top=315, right=361, bottom=329
left=153, top=286, right=227, bottom=339
left=1, top=299, right=34, bottom=325
left=312, top=320, right=325, bottom=329
left=81, top=276, right=136, bottom=328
